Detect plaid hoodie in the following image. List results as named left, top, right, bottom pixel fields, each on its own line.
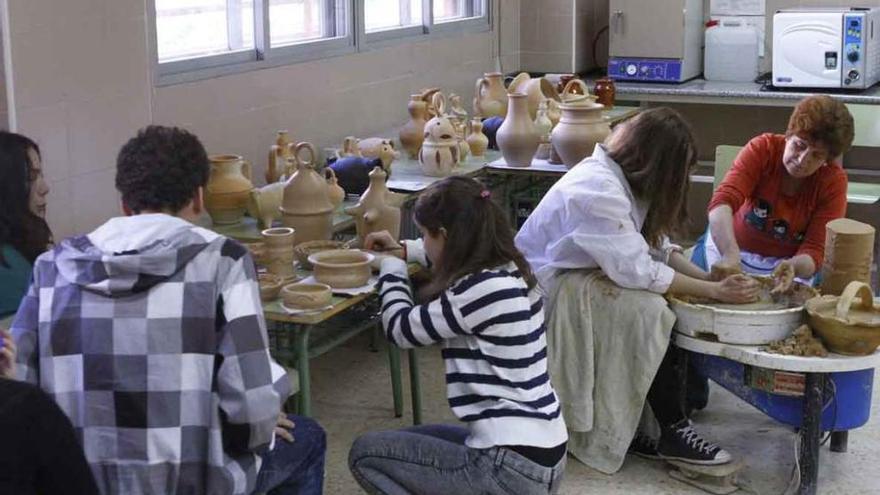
left=11, top=214, right=290, bottom=495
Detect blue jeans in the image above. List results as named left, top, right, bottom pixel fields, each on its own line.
left=254, top=415, right=326, bottom=495
left=349, top=424, right=566, bottom=495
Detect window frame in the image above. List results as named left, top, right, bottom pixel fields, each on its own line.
left=149, top=0, right=491, bottom=86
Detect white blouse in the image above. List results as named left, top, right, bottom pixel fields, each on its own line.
left=515, top=145, right=680, bottom=296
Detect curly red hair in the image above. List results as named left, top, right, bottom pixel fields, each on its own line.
left=786, top=95, right=854, bottom=158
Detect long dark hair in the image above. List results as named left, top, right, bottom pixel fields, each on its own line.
left=605, top=107, right=697, bottom=247
left=413, top=176, right=536, bottom=299
left=0, top=132, right=53, bottom=266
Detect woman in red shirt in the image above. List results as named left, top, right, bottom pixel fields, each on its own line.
left=706, top=95, right=854, bottom=287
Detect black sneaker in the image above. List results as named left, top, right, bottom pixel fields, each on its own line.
left=628, top=432, right=661, bottom=460
left=658, top=419, right=732, bottom=466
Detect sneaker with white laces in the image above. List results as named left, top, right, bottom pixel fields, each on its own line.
left=658, top=419, right=732, bottom=466
left=628, top=432, right=661, bottom=460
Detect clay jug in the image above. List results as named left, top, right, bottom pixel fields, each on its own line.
left=594, top=77, right=616, bottom=109
left=473, top=72, right=507, bottom=118
left=358, top=138, right=399, bottom=170
left=325, top=168, right=346, bottom=208
left=205, top=155, right=254, bottom=225
left=344, top=167, right=402, bottom=243
left=248, top=182, right=285, bottom=229
left=400, top=95, right=428, bottom=159
left=267, top=130, right=292, bottom=184
left=507, top=72, right=561, bottom=120
left=262, top=227, right=296, bottom=278
left=419, top=93, right=461, bottom=177
left=420, top=87, right=442, bottom=117
left=496, top=93, right=539, bottom=168
left=466, top=119, right=489, bottom=157
left=335, top=136, right=362, bottom=159
left=551, top=100, right=611, bottom=169
left=280, top=142, right=335, bottom=246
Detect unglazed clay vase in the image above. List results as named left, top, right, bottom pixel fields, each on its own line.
left=466, top=119, right=489, bottom=157
left=419, top=93, right=461, bottom=177
left=262, top=227, right=296, bottom=278
left=507, top=72, right=561, bottom=120
left=551, top=99, right=610, bottom=169
left=205, top=154, right=254, bottom=225
left=248, top=182, right=285, bottom=229
left=473, top=72, right=507, bottom=118
left=280, top=142, right=334, bottom=246
left=308, top=249, right=374, bottom=289
left=400, top=95, right=428, bottom=159
left=496, top=93, right=539, bottom=167
left=282, top=282, right=332, bottom=310
left=325, top=168, right=346, bottom=208
left=358, top=138, right=399, bottom=170
left=344, top=167, right=402, bottom=244
left=266, top=131, right=293, bottom=184
left=821, top=219, right=876, bottom=296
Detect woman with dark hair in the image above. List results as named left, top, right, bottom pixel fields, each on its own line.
left=515, top=108, right=758, bottom=472
left=0, top=132, right=52, bottom=319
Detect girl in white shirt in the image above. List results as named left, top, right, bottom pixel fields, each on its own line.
left=516, top=107, right=759, bottom=466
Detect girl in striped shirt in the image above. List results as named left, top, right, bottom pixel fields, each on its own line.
left=348, top=176, right=568, bottom=495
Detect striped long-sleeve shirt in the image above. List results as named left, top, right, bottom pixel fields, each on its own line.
left=378, top=240, right=568, bottom=449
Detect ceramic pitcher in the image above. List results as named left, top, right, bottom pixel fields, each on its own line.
left=280, top=142, right=335, bottom=245
left=266, top=130, right=292, bottom=184
left=473, top=72, right=507, bottom=118
left=400, top=95, right=428, bottom=159
left=205, top=154, right=254, bottom=225
left=496, top=93, right=539, bottom=168
left=344, top=167, right=402, bottom=244
left=507, top=72, right=561, bottom=120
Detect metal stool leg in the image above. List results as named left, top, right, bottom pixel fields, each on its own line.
left=388, top=343, right=404, bottom=417
left=798, top=373, right=825, bottom=495
left=830, top=431, right=848, bottom=453
left=408, top=349, right=422, bottom=425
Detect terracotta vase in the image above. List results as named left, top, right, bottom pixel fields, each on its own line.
left=280, top=142, right=335, bottom=246
left=419, top=94, right=461, bottom=177
left=325, top=168, right=346, bottom=208
left=507, top=72, right=561, bottom=120
left=344, top=167, right=401, bottom=244
left=594, top=77, right=616, bottom=109
left=400, top=95, right=428, bottom=159
left=262, top=227, right=296, bottom=278
left=248, top=182, right=285, bottom=229
left=466, top=119, right=489, bottom=157
left=551, top=100, right=610, bottom=169
left=205, top=154, right=254, bottom=225
left=496, top=93, right=539, bottom=168
left=358, top=138, right=399, bottom=170
left=473, top=72, right=507, bottom=118
left=267, top=130, right=292, bottom=184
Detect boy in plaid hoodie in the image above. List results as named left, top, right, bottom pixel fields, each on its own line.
left=10, top=126, right=326, bottom=495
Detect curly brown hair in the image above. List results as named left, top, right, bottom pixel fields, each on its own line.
left=786, top=95, right=854, bottom=159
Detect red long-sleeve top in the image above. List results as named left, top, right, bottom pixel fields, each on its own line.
left=707, top=133, right=847, bottom=269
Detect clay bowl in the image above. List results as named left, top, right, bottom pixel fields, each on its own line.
left=308, top=249, right=374, bottom=289
left=258, top=273, right=284, bottom=302
left=805, top=281, right=880, bottom=356
left=282, top=282, right=332, bottom=310
left=294, top=240, right=345, bottom=270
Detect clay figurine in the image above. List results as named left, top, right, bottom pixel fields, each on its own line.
left=358, top=137, right=400, bottom=170
left=344, top=167, right=402, bottom=243
left=248, top=182, right=285, bottom=229
left=419, top=93, right=461, bottom=177
left=335, top=136, right=362, bottom=159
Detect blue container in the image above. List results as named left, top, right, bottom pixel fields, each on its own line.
left=691, top=353, right=874, bottom=431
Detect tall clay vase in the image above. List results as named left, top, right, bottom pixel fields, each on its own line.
left=551, top=101, right=611, bottom=169
left=344, top=167, right=401, bottom=244
left=400, top=95, right=428, bottom=159
left=473, top=72, right=507, bottom=118
left=280, top=142, right=335, bottom=246
left=262, top=227, right=296, bottom=278
left=205, top=155, right=254, bottom=225
left=267, top=130, right=292, bottom=184
left=496, top=93, right=539, bottom=168
left=466, top=119, right=489, bottom=157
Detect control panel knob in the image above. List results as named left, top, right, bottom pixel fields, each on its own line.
left=626, top=63, right=638, bottom=76
left=848, top=50, right=860, bottom=63
left=848, top=69, right=861, bottom=82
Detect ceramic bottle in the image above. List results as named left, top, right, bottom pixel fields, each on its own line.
left=400, top=95, right=428, bottom=159
left=466, top=119, right=489, bottom=157
left=496, top=93, right=539, bottom=167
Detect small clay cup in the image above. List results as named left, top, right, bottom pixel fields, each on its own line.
left=262, top=227, right=296, bottom=278
left=308, top=249, right=374, bottom=289
left=258, top=273, right=284, bottom=302
left=282, top=282, right=332, bottom=310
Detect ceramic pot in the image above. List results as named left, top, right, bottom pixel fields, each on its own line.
left=258, top=273, right=284, bottom=302
left=325, top=168, right=346, bottom=208
left=551, top=101, right=610, bottom=169
left=282, top=282, right=332, bottom=310
left=294, top=240, right=345, bottom=270
left=821, top=219, right=876, bottom=295
left=594, top=77, right=616, bottom=108
left=560, top=79, right=594, bottom=106
left=280, top=142, right=335, bottom=245
left=419, top=93, right=461, bottom=177
left=507, top=72, right=561, bottom=120
left=358, top=138, right=399, bottom=170
left=344, top=167, right=401, bottom=244
left=262, top=227, right=296, bottom=278
left=806, top=281, right=880, bottom=356
left=308, top=249, right=374, bottom=289
left=473, top=72, right=508, bottom=118
left=496, top=93, right=539, bottom=167
left=248, top=182, right=285, bottom=229
left=205, top=154, right=254, bottom=225
left=400, top=95, right=428, bottom=159
left=267, top=130, right=292, bottom=184
left=466, top=119, right=489, bottom=157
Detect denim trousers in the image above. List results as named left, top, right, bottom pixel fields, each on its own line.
left=254, top=414, right=327, bottom=495
left=349, top=424, right=566, bottom=495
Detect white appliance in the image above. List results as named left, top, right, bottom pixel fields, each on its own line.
left=773, top=8, right=880, bottom=89
left=710, top=0, right=764, bottom=16
left=705, top=20, right=759, bottom=82
left=608, top=0, right=703, bottom=83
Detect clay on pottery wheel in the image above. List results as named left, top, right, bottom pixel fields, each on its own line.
left=205, top=154, right=254, bottom=225
left=358, top=138, right=399, bottom=170
left=308, top=249, right=374, bottom=289
left=282, top=282, right=332, bottom=310
left=496, top=92, right=539, bottom=167
left=806, top=281, right=880, bottom=355
left=261, top=227, right=296, bottom=278
left=400, top=95, right=428, bottom=159
left=344, top=167, right=402, bottom=244
left=280, top=142, right=334, bottom=246
left=328, top=156, right=385, bottom=196
left=821, top=219, right=875, bottom=296
left=248, top=182, right=285, bottom=229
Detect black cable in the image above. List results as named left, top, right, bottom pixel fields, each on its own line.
left=592, top=25, right=609, bottom=71
left=819, top=378, right=838, bottom=446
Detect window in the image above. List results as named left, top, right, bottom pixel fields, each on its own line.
left=364, top=0, right=422, bottom=32
left=156, top=0, right=255, bottom=63
left=270, top=0, right=349, bottom=47
left=434, top=0, right=483, bottom=23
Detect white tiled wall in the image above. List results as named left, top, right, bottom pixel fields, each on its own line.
left=6, top=0, right=519, bottom=240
